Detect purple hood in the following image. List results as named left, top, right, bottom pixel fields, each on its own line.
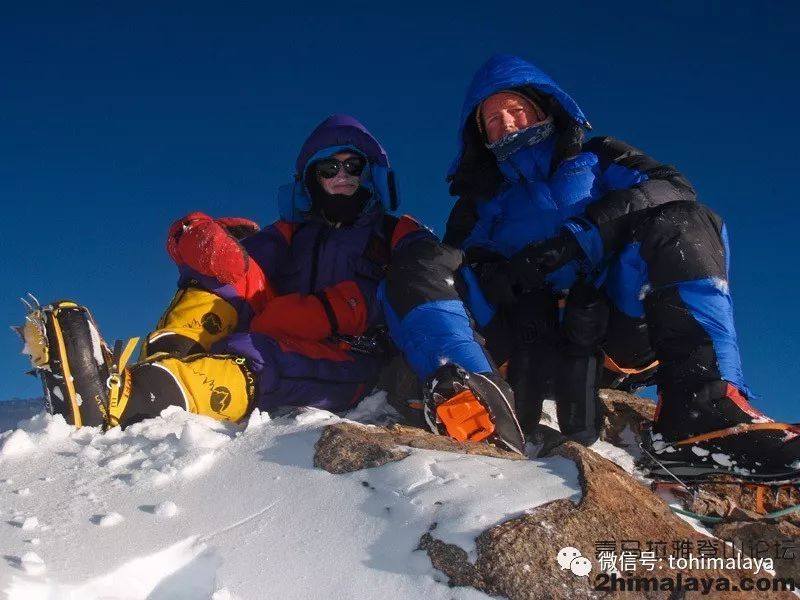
left=295, top=114, right=391, bottom=174
left=278, top=114, right=399, bottom=222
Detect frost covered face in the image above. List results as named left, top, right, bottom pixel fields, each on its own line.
left=315, top=152, right=365, bottom=196
left=480, top=92, right=547, bottom=144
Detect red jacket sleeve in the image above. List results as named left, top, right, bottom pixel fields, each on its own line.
left=249, top=280, right=368, bottom=341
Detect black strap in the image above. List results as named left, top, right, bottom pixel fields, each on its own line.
left=362, top=214, right=397, bottom=270
left=381, top=213, right=399, bottom=241
left=387, top=170, right=399, bottom=211
left=314, top=291, right=339, bottom=335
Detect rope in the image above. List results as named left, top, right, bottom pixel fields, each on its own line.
left=670, top=503, right=800, bottom=524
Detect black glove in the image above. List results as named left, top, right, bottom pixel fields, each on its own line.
left=512, top=230, right=584, bottom=279
left=474, top=232, right=584, bottom=306
left=476, top=260, right=525, bottom=306
left=467, top=249, right=522, bottom=307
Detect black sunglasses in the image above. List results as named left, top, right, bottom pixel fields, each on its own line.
left=315, top=156, right=366, bottom=179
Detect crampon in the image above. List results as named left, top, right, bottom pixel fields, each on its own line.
left=638, top=425, right=800, bottom=524
left=15, top=296, right=138, bottom=429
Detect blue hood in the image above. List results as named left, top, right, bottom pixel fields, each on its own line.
left=448, top=54, right=590, bottom=177
left=277, top=114, right=399, bottom=223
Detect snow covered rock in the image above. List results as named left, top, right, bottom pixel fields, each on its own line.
left=314, top=423, right=411, bottom=473
left=314, top=422, right=522, bottom=475
left=435, top=441, right=797, bottom=599
left=315, top=420, right=795, bottom=600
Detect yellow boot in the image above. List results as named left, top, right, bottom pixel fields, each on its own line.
left=18, top=300, right=113, bottom=427
left=107, top=353, right=256, bottom=428
left=141, top=286, right=239, bottom=359
left=18, top=299, right=255, bottom=429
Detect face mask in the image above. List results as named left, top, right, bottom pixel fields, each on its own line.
left=315, top=186, right=372, bottom=226
left=485, top=117, right=556, bottom=162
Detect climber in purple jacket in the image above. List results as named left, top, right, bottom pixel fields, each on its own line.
left=20, top=114, right=525, bottom=454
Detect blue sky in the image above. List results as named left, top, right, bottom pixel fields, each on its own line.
left=1, top=2, right=798, bottom=421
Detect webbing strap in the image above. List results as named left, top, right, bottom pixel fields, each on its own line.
left=604, top=353, right=659, bottom=376
left=106, top=337, right=140, bottom=428
left=675, top=422, right=800, bottom=446
left=314, top=291, right=339, bottom=335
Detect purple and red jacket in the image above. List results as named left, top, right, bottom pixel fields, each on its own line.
left=178, top=114, right=492, bottom=388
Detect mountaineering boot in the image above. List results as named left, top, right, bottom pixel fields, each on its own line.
left=19, top=299, right=257, bottom=429
left=424, top=363, right=525, bottom=454
left=141, top=286, right=240, bottom=359
left=651, top=381, right=800, bottom=475
left=18, top=300, right=113, bottom=427
left=105, top=353, right=257, bottom=428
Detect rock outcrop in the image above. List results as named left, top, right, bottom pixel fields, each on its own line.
left=314, top=421, right=523, bottom=474
left=315, top=412, right=797, bottom=599
left=599, top=389, right=655, bottom=447
left=714, top=520, right=800, bottom=583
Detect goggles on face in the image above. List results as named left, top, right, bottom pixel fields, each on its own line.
left=315, top=155, right=366, bottom=179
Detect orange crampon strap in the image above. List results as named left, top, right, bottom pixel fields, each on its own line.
left=436, top=389, right=495, bottom=443
left=750, top=484, right=767, bottom=514
left=674, top=422, right=800, bottom=446
left=603, top=353, right=659, bottom=376
left=741, top=483, right=798, bottom=515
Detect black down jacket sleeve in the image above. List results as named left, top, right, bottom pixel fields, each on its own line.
left=582, top=136, right=698, bottom=255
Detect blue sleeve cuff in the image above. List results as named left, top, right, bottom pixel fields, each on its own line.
left=458, top=265, right=497, bottom=328
left=563, top=218, right=604, bottom=269
left=545, top=261, right=579, bottom=291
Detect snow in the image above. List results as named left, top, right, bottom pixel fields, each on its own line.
left=0, top=395, right=582, bottom=599
left=93, top=512, right=125, bottom=527
left=19, top=552, right=45, bottom=576
left=152, top=501, right=178, bottom=518
left=342, top=390, right=401, bottom=425
left=710, top=277, right=729, bottom=295
left=538, top=400, right=641, bottom=474
left=86, top=320, right=108, bottom=369
left=711, top=452, right=734, bottom=467
left=588, top=437, right=638, bottom=474
left=0, top=431, right=34, bottom=458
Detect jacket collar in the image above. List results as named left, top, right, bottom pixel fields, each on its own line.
left=496, top=134, right=556, bottom=183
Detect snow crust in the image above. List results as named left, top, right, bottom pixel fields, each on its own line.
left=0, top=395, right=581, bottom=599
